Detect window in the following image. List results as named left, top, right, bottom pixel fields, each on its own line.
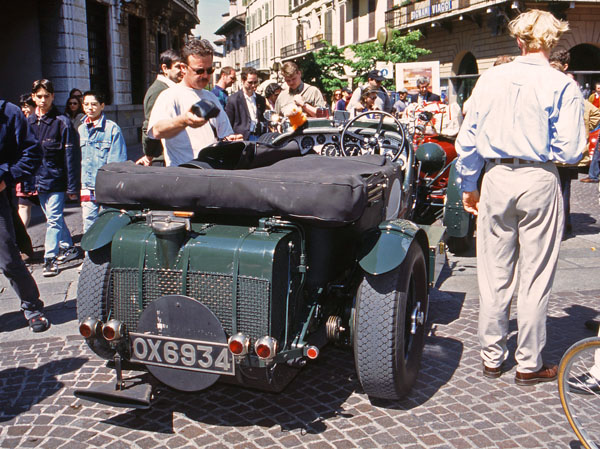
left=86, top=0, right=111, bottom=103
left=156, top=32, right=167, bottom=64
left=352, top=0, right=359, bottom=43
left=368, top=0, right=376, bottom=38
left=340, top=3, right=345, bottom=46
left=128, top=15, right=145, bottom=104
left=324, top=9, right=332, bottom=41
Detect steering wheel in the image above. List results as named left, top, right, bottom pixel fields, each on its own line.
left=340, top=111, right=407, bottom=163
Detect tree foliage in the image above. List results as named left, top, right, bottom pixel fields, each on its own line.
left=298, top=30, right=430, bottom=96
left=349, top=30, right=431, bottom=85
left=297, top=43, right=347, bottom=95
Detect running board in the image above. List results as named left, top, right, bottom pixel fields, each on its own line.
left=74, top=377, right=153, bottom=409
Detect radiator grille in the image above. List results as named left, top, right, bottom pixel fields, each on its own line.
left=186, top=272, right=234, bottom=335
left=110, top=268, right=271, bottom=341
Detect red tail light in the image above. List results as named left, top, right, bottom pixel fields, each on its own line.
left=228, top=333, right=249, bottom=356
left=254, top=336, right=278, bottom=360
left=102, top=319, right=124, bottom=341
left=306, top=346, right=319, bottom=360
left=79, top=318, right=102, bottom=338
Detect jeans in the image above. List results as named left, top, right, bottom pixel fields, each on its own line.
left=0, top=190, right=44, bottom=319
left=38, top=192, right=73, bottom=259
left=589, top=137, right=600, bottom=180
left=81, top=200, right=99, bottom=234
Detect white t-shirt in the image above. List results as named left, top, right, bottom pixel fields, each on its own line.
left=148, top=84, right=234, bottom=167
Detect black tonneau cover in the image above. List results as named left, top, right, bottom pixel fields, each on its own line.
left=95, top=154, right=400, bottom=226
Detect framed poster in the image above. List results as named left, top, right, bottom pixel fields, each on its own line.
left=395, top=61, right=440, bottom=95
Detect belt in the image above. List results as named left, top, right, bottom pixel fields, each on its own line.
left=489, top=158, right=539, bottom=165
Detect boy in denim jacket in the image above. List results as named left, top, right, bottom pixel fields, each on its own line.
left=78, top=91, right=127, bottom=232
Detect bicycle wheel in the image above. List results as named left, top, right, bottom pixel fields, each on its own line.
left=558, top=337, right=600, bottom=449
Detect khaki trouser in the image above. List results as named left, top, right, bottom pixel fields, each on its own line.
left=477, top=161, right=563, bottom=373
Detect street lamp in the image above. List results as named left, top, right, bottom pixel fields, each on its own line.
left=377, top=26, right=393, bottom=49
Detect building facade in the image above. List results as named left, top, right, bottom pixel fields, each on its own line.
left=1, top=0, right=199, bottom=147
left=385, top=0, right=600, bottom=104
left=215, top=2, right=247, bottom=73
left=216, top=0, right=599, bottom=102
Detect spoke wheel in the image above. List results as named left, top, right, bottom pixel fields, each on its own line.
left=340, top=111, right=407, bottom=162
left=558, top=337, right=600, bottom=449
left=353, top=241, right=428, bottom=400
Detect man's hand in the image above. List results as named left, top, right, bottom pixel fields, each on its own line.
left=183, top=111, right=207, bottom=129
left=0, top=180, right=5, bottom=193
left=462, top=190, right=480, bottom=216
left=293, top=95, right=305, bottom=108
left=67, top=193, right=78, bottom=201
left=136, top=155, right=154, bottom=166
left=224, top=134, right=244, bottom=141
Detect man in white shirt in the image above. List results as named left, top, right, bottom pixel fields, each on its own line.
left=225, top=67, right=267, bottom=141
left=147, top=38, right=242, bottom=167
left=455, top=9, right=586, bottom=385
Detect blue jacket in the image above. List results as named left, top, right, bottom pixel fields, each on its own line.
left=0, top=100, right=42, bottom=188
left=78, top=114, right=127, bottom=190
left=27, top=106, right=80, bottom=194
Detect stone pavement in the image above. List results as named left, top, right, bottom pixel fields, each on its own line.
left=1, top=176, right=600, bottom=448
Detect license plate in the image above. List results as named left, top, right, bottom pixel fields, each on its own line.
left=129, top=333, right=235, bottom=376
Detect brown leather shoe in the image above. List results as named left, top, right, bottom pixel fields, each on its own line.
left=515, top=364, right=558, bottom=386
left=483, top=362, right=504, bottom=379
left=580, top=177, right=599, bottom=183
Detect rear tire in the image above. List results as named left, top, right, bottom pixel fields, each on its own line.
left=354, top=241, right=429, bottom=400
left=76, top=246, right=115, bottom=360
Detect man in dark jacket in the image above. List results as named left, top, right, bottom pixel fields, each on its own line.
left=137, top=49, right=183, bottom=166
left=28, top=79, right=80, bottom=277
left=225, top=67, right=267, bottom=141
left=409, top=76, right=441, bottom=104
left=0, top=99, right=50, bottom=332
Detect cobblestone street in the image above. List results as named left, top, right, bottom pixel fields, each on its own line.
left=1, top=176, right=600, bottom=448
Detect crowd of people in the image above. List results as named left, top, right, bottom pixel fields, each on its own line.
left=2, top=13, right=599, bottom=396
left=1, top=79, right=128, bottom=332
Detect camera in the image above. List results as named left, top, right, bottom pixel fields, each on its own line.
left=191, top=100, right=220, bottom=120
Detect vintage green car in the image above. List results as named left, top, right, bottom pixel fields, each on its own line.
left=74, top=113, right=452, bottom=409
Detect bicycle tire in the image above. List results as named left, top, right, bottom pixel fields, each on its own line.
left=558, top=336, right=600, bottom=449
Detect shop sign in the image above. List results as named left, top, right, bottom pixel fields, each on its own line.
left=432, top=0, right=452, bottom=15
left=409, top=0, right=452, bottom=22
left=411, top=5, right=431, bottom=21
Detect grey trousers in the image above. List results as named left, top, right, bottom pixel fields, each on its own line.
left=477, top=161, right=563, bottom=373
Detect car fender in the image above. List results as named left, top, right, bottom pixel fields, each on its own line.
left=358, top=219, right=429, bottom=276
left=442, top=160, right=473, bottom=238
left=81, top=209, right=133, bottom=252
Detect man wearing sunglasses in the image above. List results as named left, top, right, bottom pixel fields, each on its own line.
left=147, top=38, right=241, bottom=167
left=225, top=67, right=267, bottom=141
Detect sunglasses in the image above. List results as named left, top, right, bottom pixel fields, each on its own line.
left=187, top=65, right=215, bottom=75
left=246, top=80, right=259, bottom=85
